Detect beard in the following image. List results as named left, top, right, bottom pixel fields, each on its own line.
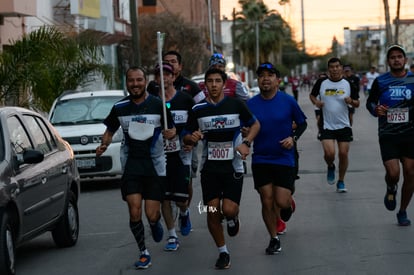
left=131, top=93, right=144, bottom=99
left=129, top=87, right=145, bottom=99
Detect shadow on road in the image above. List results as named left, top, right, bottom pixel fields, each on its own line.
left=80, top=176, right=122, bottom=192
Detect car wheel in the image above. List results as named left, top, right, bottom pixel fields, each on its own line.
left=52, top=191, right=79, bottom=247
left=0, top=210, right=16, bottom=275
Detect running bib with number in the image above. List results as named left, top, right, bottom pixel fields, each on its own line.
left=164, top=135, right=181, bottom=153
left=208, top=141, right=234, bottom=160
left=387, top=108, right=409, bottom=123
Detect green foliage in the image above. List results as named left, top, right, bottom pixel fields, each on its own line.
left=0, top=26, right=114, bottom=111
left=233, top=0, right=293, bottom=70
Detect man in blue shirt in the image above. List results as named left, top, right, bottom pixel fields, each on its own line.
left=247, top=62, right=307, bottom=255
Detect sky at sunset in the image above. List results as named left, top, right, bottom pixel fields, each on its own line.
left=221, top=0, right=414, bottom=54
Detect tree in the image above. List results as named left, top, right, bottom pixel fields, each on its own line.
left=135, top=12, right=208, bottom=76
left=233, top=0, right=291, bottom=70
left=0, top=26, right=114, bottom=111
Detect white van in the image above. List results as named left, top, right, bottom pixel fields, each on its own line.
left=48, top=90, right=127, bottom=178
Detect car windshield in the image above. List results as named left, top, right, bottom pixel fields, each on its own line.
left=50, top=96, right=121, bottom=125
left=0, top=124, right=4, bottom=161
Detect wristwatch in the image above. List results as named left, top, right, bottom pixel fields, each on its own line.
left=292, top=136, right=298, bottom=142
left=242, top=139, right=251, bottom=148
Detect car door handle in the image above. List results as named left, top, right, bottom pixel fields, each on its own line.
left=62, top=166, right=68, bottom=174
left=42, top=177, right=47, bottom=184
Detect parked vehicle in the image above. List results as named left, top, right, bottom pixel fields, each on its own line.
left=48, top=90, right=127, bottom=178
left=0, top=106, right=80, bottom=275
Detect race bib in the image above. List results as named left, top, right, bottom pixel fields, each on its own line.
left=208, top=141, right=234, bottom=160
left=128, top=122, right=155, bottom=140
left=164, top=135, right=181, bottom=153
left=387, top=108, right=409, bottom=123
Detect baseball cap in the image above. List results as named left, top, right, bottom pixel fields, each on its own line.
left=256, top=62, right=280, bottom=77
left=386, top=44, right=406, bottom=58
left=154, top=62, right=174, bottom=75
left=209, top=53, right=226, bottom=66
left=343, top=64, right=352, bottom=71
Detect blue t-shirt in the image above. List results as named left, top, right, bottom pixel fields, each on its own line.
left=247, top=91, right=307, bottom=167
left=366, top=71, right=414, bottom=139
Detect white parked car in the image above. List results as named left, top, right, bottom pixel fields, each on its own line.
left=48, top=90, right=127, bottom=179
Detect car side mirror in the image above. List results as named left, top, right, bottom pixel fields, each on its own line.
left=16, top=149, right=44, bottom=165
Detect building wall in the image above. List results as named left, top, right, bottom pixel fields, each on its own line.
left=396, top=20, right=414, bottom=61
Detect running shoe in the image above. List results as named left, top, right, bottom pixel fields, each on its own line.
left=179, top=210, right=192, bottom=236
left=164, top=236, right=179, bottom=251
left=327, top=164, right=336, bottom=185
left=384, top=185, right=397, bottom=211
left=396, top=210, right=411, bottom=226
left=265, top=237, right=282, bottom=255
left=150, top=221, right=164, bottom=243
left=215, top=252, right=230, bottom=269
left=336, top=180, right=347, bottom=193
left=135, top=254, right=152, bottom=269
left=227, top=217, right=240, bottom=237
left=280, top=197, right=296, bottom=222
left=277, top=218, right=286, bottom=235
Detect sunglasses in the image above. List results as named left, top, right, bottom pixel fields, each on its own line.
left=210, top=53, right=225, bottom=65
left=259, top=63, right=274, bottom=69
left=211, top=53, right=224, bottom=59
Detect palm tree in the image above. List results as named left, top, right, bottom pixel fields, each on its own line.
left=233, top=0, right=291, bottom=69
left=0, top=26, right=114, bottom=111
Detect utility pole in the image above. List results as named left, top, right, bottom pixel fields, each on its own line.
left=256, top=21, right=259, bottom=69
left=382, top=0, right=393, bottom=46
left=129, top=0, right=141, bottom=66
left=208, top=0, right=214, bottom=55
left=394, top=0, right=401, bottom=44
left=301, top=0, right=305, bottom=53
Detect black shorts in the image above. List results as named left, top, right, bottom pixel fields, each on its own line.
left=252, top=163, right=295, bottom=193
left=121, top=175, right=165, bottom=201
left=121, top=158, right=164, bottom=201
left=379, top=136, right=414, bottom=162
left=319, top=127, right=353, bottom=142
left=164, top=153, right=191, bottom=202
left=200, top=171, right=243, bottom=205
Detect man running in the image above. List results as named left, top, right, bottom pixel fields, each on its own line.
left=183, top=68, right=260, bottom=269
left=310, top=57, right=360, bottom=192
left=366, top=44, right=414, bottom=226
left=96, top=66, right=175, bottom=269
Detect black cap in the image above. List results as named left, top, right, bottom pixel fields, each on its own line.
left=256, top=62, right=280, bottom=77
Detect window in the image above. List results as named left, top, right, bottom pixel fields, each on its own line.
left=7, top=116, right=32, bottom=154
left=0, top=125, right=5, bottom=161
left=23, top=115, right=55, bottom=154
left=143, top=0, right=156, bottom=6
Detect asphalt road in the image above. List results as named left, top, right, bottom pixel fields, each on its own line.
left=16, top=88, right=414, bottom=275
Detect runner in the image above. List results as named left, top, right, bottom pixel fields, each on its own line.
left=183, top=67, right=260, bottom=269
left=247, top=62, right=307, bottom=254
left=366, top=44, right=414, bottom=226
left=309, top=57, right=360, bottom=192
left=96, top=66, right=176, bottom=269
left=153, top=62, right=195, bottom=250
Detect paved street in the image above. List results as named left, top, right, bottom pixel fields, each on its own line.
left=16, top=88, right=414, bottom=275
